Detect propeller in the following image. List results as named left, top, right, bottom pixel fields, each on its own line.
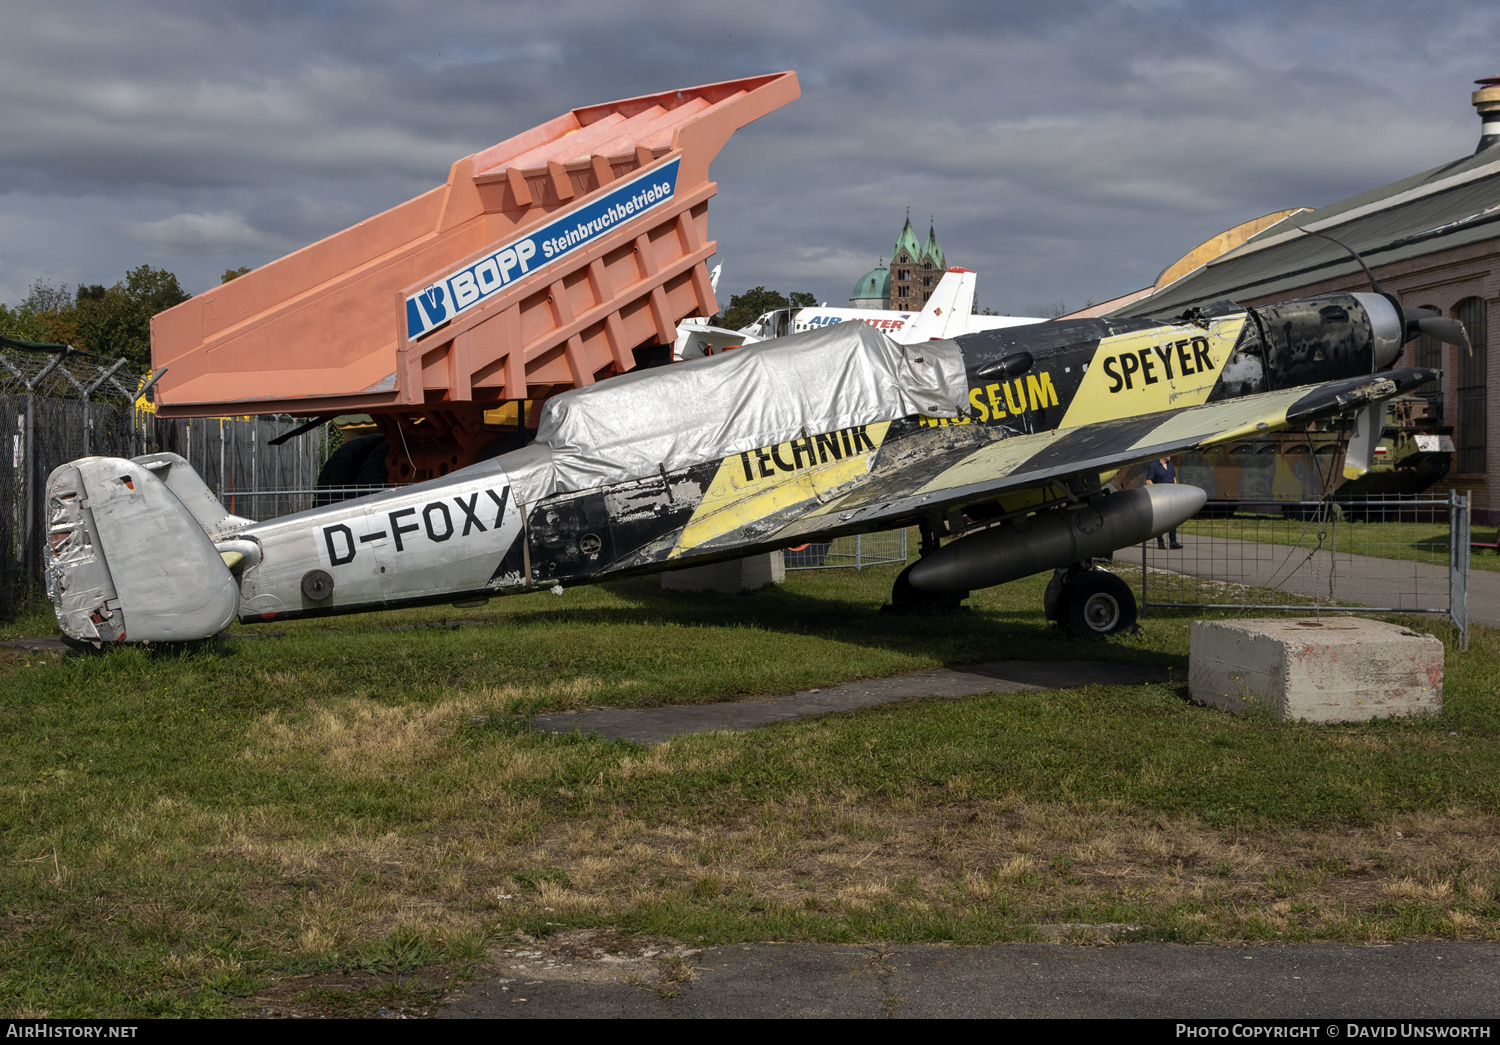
left=1400, top=306, right=1473, bottom=356
left=1290, top=222, right=1474, bottom=359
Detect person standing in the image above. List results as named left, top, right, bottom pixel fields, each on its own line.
left=1145, top=456, right=1184, bottom=549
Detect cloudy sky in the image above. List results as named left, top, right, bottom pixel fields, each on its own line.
left=2, top=0, right=1496, bottom=318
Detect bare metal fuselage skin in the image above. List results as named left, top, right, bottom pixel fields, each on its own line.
left=45, top=292, right=1431, bottom=644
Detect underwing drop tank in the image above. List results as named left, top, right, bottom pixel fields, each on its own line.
left=906, top=484, right=1208, bottom=593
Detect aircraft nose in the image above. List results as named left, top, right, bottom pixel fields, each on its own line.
left=1351, top=293, right=1405, bottom=368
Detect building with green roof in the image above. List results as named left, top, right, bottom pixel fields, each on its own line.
left=884, top=215, right=948, bottom=311
left=849, top=260, right=890, bottom=309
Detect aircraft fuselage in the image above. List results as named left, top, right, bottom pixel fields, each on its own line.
left=44, top=291, right=1429, bottom=643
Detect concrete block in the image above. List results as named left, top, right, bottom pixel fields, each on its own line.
left=1189, top=617, right=1443, bottom=723
left=661, top=551, right=785, bottom=594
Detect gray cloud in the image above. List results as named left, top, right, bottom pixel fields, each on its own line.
left=114, top=210, right=274, bottom=253
left=1, top=0, right=1495, bottom=316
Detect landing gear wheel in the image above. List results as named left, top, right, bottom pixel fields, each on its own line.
left=1060, top=570, right=1137, bottom=638
left=315, top=434, right=389, bottom=506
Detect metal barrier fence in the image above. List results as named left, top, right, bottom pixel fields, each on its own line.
left=784, top=530, right=908, bottom=571
left=217, top=486, right=390, bottom=519
left=1138, top=493, right=1470, bottom=647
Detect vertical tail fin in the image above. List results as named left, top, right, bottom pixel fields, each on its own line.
left=904, top=268, right=977, bottom=340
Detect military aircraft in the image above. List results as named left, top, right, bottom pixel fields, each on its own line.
left=44, top=288, right=1450, bottom=645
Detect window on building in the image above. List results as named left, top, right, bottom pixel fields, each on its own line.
left=1456, top=297, right=1487, bottom=473
left=898, top=269, right=909, bottom=281
left=923, top=275, right=932, bottom=287
left=1414, top=303, right=1444, bottom=422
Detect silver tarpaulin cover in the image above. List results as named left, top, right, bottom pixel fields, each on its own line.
left=531, top=322, right=967, bottom=496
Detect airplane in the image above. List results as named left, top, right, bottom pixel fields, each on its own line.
left=735, top=267, right=1044, bottom=345
left=671, top=264, right=764, bottom=361
left=43, top=288, right=1456, bottom=646
left=673, top=266, right=1041, bottom=361
left=673, top=316, right=760, bottom=360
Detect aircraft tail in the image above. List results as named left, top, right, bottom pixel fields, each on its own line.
left=45, top=454, right=245, bottom=644
left=905, top=268, right=978, bottom=340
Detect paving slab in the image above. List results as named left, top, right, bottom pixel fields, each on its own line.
left=880, top=941, right=1500, bottom=1019
left=531, top=660, right=1172, bottom=744
left=438, top=940, right=1500, bottom=1019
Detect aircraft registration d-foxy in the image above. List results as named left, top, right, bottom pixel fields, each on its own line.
left=45, top=290, right=1450, bottom=645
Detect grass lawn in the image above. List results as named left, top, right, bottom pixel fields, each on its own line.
left=1, top=552, right=1497, bottom=1017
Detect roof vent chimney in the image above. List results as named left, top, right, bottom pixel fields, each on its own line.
left=1473, top=76, right=1500, bottom=153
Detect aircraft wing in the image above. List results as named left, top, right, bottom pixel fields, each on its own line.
left=690, top=367, right=1433, bottom=551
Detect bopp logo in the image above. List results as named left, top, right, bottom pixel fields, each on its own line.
left=405, top=158, right=682, bottom=340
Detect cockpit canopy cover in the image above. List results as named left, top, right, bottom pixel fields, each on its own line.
left=532, top=322, right=968, bottom=496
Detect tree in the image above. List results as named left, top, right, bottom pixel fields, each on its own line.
left=15, top=279, right=78, bottom=345
left=122, top=265, right=190, bottom=315
left=222, top=266, right=251, bottom=283
left=719, top=286, right=817, bottom=331
left=70, top=266, right=191, bottom=370
left=74, top=286, right=151, bottom=369
left=0, top=303, right=55, bottom=344
left=20, top=279, right=73, bottom=315
left=3, top=270, right=188, bottom=366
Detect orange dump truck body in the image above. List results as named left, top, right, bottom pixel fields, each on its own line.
left=150, top=72, right=799, bottom=482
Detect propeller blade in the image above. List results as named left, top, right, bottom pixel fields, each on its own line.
left=1399, top=308, right=1473, bottom=356
left=1418, top=316, right=1473, bottom=355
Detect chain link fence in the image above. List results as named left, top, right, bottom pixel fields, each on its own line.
left=213, top=486, right=391, bottom=518
left=1137, top=493, right=1470, bottom=647
left=784, top=530, right=908, bottom=571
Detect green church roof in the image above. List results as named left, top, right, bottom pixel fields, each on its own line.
left=891, top=218, right=922, bottom=264
left=923, top=224, right=945, bottom=270
left=850, top=262, right=889, bottom=303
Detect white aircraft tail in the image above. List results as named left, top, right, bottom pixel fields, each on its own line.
left=44, top=454, right=246, bottom=643
left=904, top=268, right=979, bottom=340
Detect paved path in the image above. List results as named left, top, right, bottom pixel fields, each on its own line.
left=1134, top=535, right=1500, bottom=628
left=437, top=937, right=1500, bottom=1019
left=532, top=661, right=1171, bottom=744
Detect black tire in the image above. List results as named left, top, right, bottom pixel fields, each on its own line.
left=1061, top=570, right=1137, bottom=638
left=315, top=435, right=389, bottom=505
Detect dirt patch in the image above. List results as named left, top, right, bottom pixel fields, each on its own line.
left=497, top=797, right=1500, bottom=939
